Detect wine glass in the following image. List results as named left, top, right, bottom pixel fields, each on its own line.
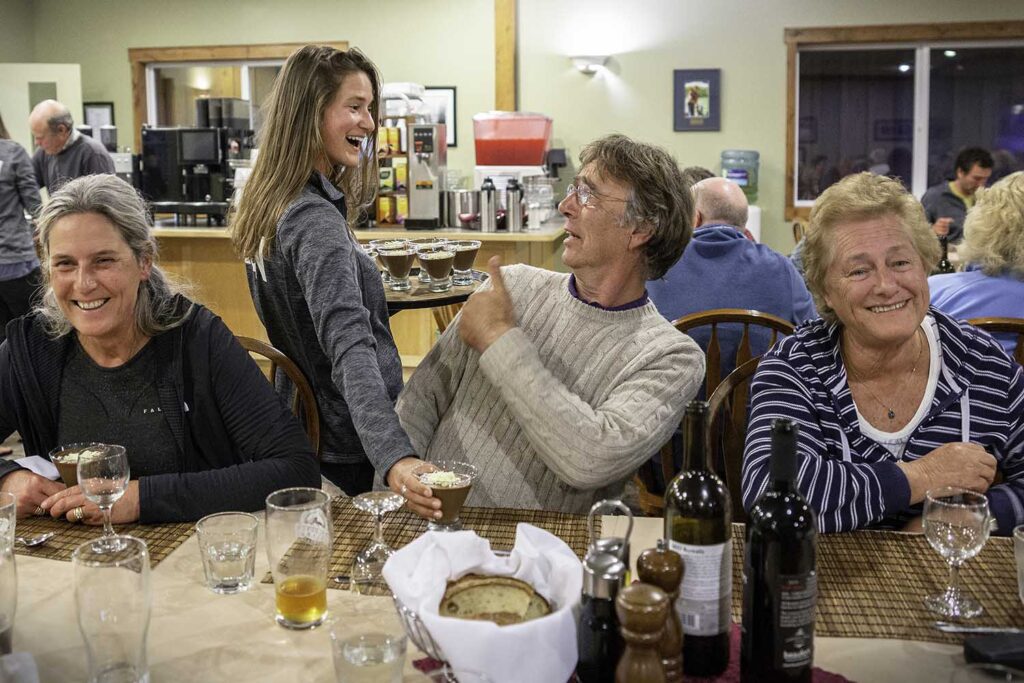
left=923, top=486, right=993, bottom=619
left=350, top=491, right=405, bottom=595
left=412, top=460, right=477, bottom=532
left=75, top=444, right=130, bottom=552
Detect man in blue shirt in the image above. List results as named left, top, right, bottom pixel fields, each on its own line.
left=649, top=177, right=817, bottom=381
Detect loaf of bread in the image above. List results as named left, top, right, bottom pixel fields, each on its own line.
left=438, top=574, right=551, bottom=626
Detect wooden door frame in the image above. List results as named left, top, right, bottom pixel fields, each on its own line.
left=128, top=41, right=348, bottom=151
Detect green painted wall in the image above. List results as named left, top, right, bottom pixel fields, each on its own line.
left=22, top=0, right=1024, bottom=250
left=0, top=0, right=34, bottom=62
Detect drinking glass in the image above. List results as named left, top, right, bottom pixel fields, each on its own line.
left=265, top=487, right=332, bottom=629
left=330, top=629, right=406, bottom=683
left=409, top=237, right=447, bottom=283
left=196, top=512, right=258, bottom=594
left=349, top=491, right=405, bottom=595
left=923, top=487, right=993, bottom=618
left=369, top=239, right=408, bottom=286
left=0, top=492, right=16, bottom=656
left=76, top=444, right=130, bottom=552
left=378, top=246, right=418, bottom=292
left=73, top=535, right=151, bottom=683
left=448, top=240, right=481, bottom=286
left=412, top=460, right=477, bottom=532
left=415, top=244, right=456, bottom=293
left=1015, top=525, right=1024, bottom=605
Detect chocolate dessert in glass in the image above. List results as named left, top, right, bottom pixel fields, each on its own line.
left=413, top=460, right=477, bottom=532
left=448, top=240, right=481, bottom=286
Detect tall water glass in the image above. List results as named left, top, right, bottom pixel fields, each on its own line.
left=73, top=536, right=151, bottom=683
left=923, top=487, right=992, bottom=619
left=265, top=488, right=332, bottom=629
left=0, top=492, right=16, bottom=655
left=1013, top=525, right=1024, bottom=605
left=76, top=444, right=130, bottom=552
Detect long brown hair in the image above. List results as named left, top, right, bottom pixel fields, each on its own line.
left=0, top=111, right=9, bottom=139
left=230, top=45, right=381, bottom=259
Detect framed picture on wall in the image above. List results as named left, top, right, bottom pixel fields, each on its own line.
left=423, top=86, right=457, bottom=147
left=673, top=69, right=721, bottom=132
left=83, top=101, right=115, bottom=128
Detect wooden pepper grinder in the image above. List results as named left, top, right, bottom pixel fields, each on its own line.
left=637, top=540, right=684, bottom=683
left=614, top=582, right=669, bottom=683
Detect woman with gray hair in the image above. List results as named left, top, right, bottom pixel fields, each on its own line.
left=741, top=172, right=1024, bottom=537
left=0, top=174, right=319, bottom=522
left=930, top=171, right=1024, bottom=357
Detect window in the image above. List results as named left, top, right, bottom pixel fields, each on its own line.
left=785, top=22, right=1024, bottom=219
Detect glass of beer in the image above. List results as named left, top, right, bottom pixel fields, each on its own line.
left=265, top=488, right=332, bottom=630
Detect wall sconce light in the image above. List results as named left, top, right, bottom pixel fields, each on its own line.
left=571, top=55, right=610, bottom=75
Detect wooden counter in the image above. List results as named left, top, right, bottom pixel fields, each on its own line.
left=152, top=222, right=566, bottom=366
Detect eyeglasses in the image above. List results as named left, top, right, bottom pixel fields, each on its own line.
left=564, top=183, right=626, bottom=207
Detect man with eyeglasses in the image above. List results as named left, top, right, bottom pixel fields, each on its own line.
left=393, top=134, right=704, bottom=517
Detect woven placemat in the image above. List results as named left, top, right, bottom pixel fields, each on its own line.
left=12, top=514, right=195, bottom=568
left=264, top=498, right=599, bottom=591
left=727, top=523, right=1022, bottom=644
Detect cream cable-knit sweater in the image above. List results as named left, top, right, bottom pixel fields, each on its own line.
left=396, top=265, right=705, bottom=514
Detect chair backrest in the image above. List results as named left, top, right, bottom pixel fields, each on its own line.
left=967, top=317, right=1024, bottom=366
left=432, top=303, right=463, bottom=335
left=706, top=355, right=763, bottom=524
left=236, top=336, right=322, bottom=459
left=673, top=308, right=795, bottom=399
left=792, top=220, right=807, bottom=245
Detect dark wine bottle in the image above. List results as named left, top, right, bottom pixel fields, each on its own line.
left=935, top=235, right=956, bottom=274
left=741, top=418, right=818, bottom=683
left=664, top=400, right=732, bottom=677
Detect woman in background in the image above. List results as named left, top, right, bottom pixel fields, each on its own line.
left=230, top=45, right=436, bottom=514
left=930, top=171, right=1024, bottom=358
left=0, top=111, right=43, bottom=344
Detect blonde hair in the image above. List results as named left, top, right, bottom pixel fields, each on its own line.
left=958, top=171, right=1024, bottom=278
left=35, top=175, right=192, bottom=338
left=230, top=45, right=380, bottom=259
left=803, top=172, right=940, bottom=324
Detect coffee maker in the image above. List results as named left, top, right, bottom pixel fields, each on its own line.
left=139, top=127, right=231, bottom=203
left=405, top=123, right=447, bottom=229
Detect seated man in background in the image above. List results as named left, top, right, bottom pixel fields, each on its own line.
left=930, top=171, right=1024, bottom=358
left=648, top=176, right=817, bottom=387
left=29, top=99, right=115, bottom=194
left=920, top=147, right=992, bottom=243
left=394, top=134, right=704, bottom=516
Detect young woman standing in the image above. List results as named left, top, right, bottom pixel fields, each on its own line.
left=231, top=46, right=435, bottom=514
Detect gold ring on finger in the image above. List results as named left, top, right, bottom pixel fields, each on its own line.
left=33, top=506, right=45, bottom=516
left=73, top=506, right=85, bottom=522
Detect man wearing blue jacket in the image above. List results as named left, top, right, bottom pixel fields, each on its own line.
left=648, top=176, right=817, bottom=381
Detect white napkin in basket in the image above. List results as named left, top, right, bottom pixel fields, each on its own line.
left=383, top=523, right=582, bottom=683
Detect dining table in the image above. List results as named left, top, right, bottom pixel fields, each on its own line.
left=10, top=499, right=1006, bottom=683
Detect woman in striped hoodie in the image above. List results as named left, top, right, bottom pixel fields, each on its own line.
left=741, top=172, right=1024, bottom=534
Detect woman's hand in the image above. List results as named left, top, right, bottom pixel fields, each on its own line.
left=0, top=470, right=66, bottom=518
left=386, top=456, right=441, bottom=520
left=896, top=442, right=997, bottom=505
left=40, top=481, right=141, bottom=525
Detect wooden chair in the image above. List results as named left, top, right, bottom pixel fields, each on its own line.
left=673, top=308, right=794, bottom=399
left=634, top=310, right=794, bottom=516
left=967, top=317, right=1024, bottom=366
left=706, top=356, right=763, bottom=524
left=432, top=303, right=463, bottom=335
left=792, top=220, right=808, bottom=245
left=236, top=336, right=322, bottom=459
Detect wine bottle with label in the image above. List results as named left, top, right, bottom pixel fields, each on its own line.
left=741, top=418, right=818, bottom=683
left=664, top=400, right=732, bottom=677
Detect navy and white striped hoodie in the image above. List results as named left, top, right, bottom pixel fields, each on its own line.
left=741, top=308, right=1024, bottom=534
